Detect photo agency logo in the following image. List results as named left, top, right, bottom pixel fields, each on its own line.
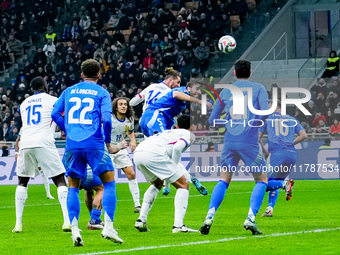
left=200, top=83, right=312, bottom=128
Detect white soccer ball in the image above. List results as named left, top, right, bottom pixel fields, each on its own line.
left=218, top=35, right=237, bottom=53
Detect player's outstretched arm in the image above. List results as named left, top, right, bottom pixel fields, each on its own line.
left=173, top=91, right=201, bottom=104
left=130, top=92, right=145, bottom=106
left=294, top=129, right=307, bottom=145
left=171, top=139, right=188, bottom=164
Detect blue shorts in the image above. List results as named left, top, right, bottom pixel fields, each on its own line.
left=80, top=167, right=103, bottom=190
left=140, top=110, right=173, bottom=137
left=64, top=148, right=114, bottom=179
left=221, top=142, right=266, bottom=173
left=267, top=150, right=297, bottom=180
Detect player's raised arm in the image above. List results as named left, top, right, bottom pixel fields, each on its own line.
left=130, top=90, right=146, bottom=106
left=51, top=91, right=66, bottom=132
left=209, top=89, right=226, bottom=126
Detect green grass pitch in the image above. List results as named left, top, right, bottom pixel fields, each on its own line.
left=0, top=180, right=339, bottom=255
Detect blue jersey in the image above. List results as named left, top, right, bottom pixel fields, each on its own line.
left=209, top=80, right=269, bottom=144
left=146, top=86, right=189, bottom=122
left=259, top=112, right=304, bottom=152
left=52, top=81, right=112, bottom=151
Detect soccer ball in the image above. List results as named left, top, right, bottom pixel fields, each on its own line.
left=218, top=35, right=237, bottom=53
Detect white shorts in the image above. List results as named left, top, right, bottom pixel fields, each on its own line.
left=134, top=151, right=183, bottom=183
left=109, top=149, right=133, bottom=169
left=16, top=147, right=65, bottom=178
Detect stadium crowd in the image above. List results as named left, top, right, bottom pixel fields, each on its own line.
left=1, top=0, right=334, bottom=145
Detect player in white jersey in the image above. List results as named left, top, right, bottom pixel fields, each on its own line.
left=129, top=67, right=181, bottom=111
left=110, top=97, right=141, bottom=213
left=12, top=77, right=70, bottom=233
left=134, top=114, right=198, bottom=233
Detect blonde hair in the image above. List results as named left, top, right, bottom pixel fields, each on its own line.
left=164, top=67, right=181, bottom=80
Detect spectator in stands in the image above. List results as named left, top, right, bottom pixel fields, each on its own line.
left=314, top=92, right=325, bottom=112
left=45, top=26, right=57, bottom=43
left=143, top=50, right=155, bottom=69
left=0, top=122, right=9, bottom=140
left=43, top=39, right=56, bottom=58
left=16, top=24, right=31, bottom=53
left=311, top=78, right=328, bottom=99
left=322, top=50, right=339, bottom=78
left=33, top=48, right=47, bottom=66
left=329, top=117, right=340, bottom=136
left=7, top=126, right=18, bottom=141
left=79, top=13, right=91, bottom=32
left=312, top=111, right=327, bottom=127
left=60, top=22, right=72, bottom=41
left=334, top=102, right=340, bottom=119
left=314, top=119, right=328, bottom=134
left=328, top=79, right=340, bottom=98
left=193, top=41, right=210, bottom=77
left=327, top=91, right=338, bottom=112
left=70, top=20, right=82, bottom=39
left=178, top=21, right=190, bottom=41
left=7, top=34, right=23, bottom=59
left=1, top=145, right=9, bottom=156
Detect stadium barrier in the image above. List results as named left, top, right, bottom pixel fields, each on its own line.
left=0, top=140, right=339, bottom=185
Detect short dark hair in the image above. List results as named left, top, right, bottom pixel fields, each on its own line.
left=30, top=76, right=46, bottom=91
left=325, top=138, right=331, bottom=145
left=81, top=59, right=100, bottom=79
left=177, top=114, right=191, bottom=129
left=235, top=59, right=251, bottom=79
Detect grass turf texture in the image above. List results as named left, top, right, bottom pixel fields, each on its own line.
left=0, top=180, right=339, bottom=255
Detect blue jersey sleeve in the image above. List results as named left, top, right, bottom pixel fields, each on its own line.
left=102, top=111, right=112, bottom=144
left=295, top=119, right=304, bottom=134
left=258, top=86, right=270, bottom=120
left=101, top=90, right=112, bottom=114
left=51, top=90, right=66, bottom=132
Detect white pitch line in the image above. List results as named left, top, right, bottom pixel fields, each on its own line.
left=0, top=192, right=252, bottom=209
left=76, top=227, right=340, bottom=255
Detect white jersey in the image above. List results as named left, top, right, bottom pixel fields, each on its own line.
left=110, top=114, right=134, bottom=145
left=19, top=93, right=58, bottom=149
left=129, top=82, right=170, bottom=112
left=135, top=128, right=195, bottom=157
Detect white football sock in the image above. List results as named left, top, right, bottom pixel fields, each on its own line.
left=57, top=186, right=69, bottom=224
left=128, top=179, right=141, bottom=207
left=174, top=189, right=189, bottom=228
left=104, top=211, right=114, bottom=231
left=139, top=185, right=159, bottom=222
left=15, top=186, right=28, bottom=226
left=164, top=180, right=170, bottom=189
left=40, top=171, right=53, bottom=198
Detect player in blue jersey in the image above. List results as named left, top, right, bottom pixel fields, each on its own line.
left=259, top=100, right=307, bottom=217
left=200, top=59, right=269, bottom=235
left=140, top=79, right=210, bottom=196
left=51, top=59, right=126, bottom=246
left=140, top=80, right=205, bottom=137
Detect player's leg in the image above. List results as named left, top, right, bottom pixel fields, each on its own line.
left=200, top=171, right=233, bottom=235
left=243, top=171, right=267, bottom=235
left=51, top=173, right=71, bottom=232
left=39, top=167, right=54, bottom=199
left=13, top=176, right=30, bottom=233
left=135, top=178, right=163, bottom=232
left=122, top=165, right=141, bottom=212
left=13, top=148, right=40, bottom=233
left=171, top=175, right=198, bottom=233
left=98, top=170, right=123, bottom=243
left=67, top=177, right=83, bottom=246
left=37, top=147, right=71, bottom=231
left=93, top=149, right=123, bottom=243
left=87, top=185, right=104, bottom=230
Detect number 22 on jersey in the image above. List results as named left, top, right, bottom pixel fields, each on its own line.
left=68, top=97, right=94, bottom=124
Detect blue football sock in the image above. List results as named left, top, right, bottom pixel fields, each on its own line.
left=102, top=180, right=117, bottom=222
left=206, top=180, right=229, bottom=219
left=266, top=180, right=284, bottom=191
left=248, top=181, right=267, bottom=221
left=67, top=187, right=80, bottom=225
left=268, top=189, right=279, bottom=208
left=91, top=208, right=102, bottom=221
